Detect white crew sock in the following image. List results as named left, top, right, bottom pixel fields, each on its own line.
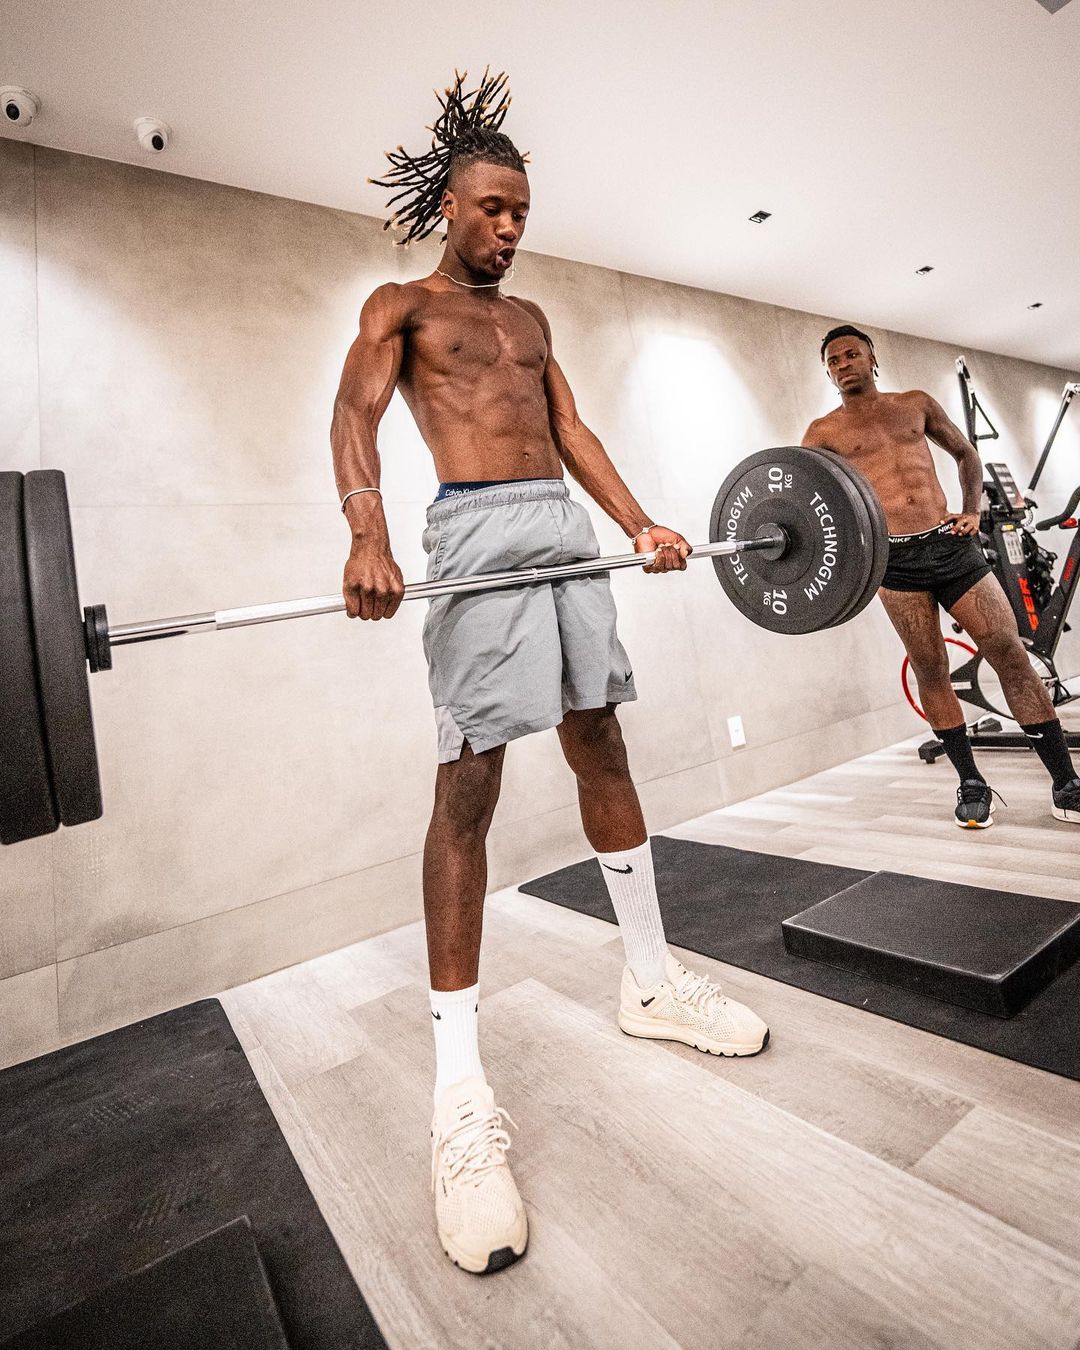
left=429, top=984, right=485, bottom=1102
left=596, top=838, right=668, bottom=989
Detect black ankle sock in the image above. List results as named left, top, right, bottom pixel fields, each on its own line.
left=932, top=724, right=984, bottom=784
left=1020, top=719, right=1077, bottom=791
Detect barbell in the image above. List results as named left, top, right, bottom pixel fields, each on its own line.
left=0, top=445, right=887, bottom=846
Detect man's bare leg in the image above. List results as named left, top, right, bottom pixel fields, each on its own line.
left=557, top=705, right=769, bottom=1052
left=878, top=588, right=968, bottom=729
left=948, top=575, right=1055, bottom=723
left=878, top=586, right=995, bottom=825
left=557, top=704, right=666, bottom=985
left=950, top=575, right=1078, bottom=797
left=422, top=741, right=505, bottom=1100
left=557, top=704, right=646, bottom=852
left=423, top=741, right=505, bottom=990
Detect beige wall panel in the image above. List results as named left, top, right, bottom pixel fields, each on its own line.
left=0, top=964, right=59, bottom=1070
left=56, top=850, right=423, bottom=1043
left=32, top=148, right=434, bottom=508
left=53, top=501, right=435, bottom=957
left=0, top=139, right=39, bottom=471
left=0, top=833, right=55, bottom=980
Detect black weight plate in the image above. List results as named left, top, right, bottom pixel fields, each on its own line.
left=0, top=473, right=58, bottom=844
left=709, top=446, right=880, bottom=635
left=824, top=455, right=890, bottom=628
left=23, top=470, right=103, bottom=828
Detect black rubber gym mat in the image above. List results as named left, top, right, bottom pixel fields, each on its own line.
left=0, top=999, right=386, bottom=1349
left=519, top=837, right=1080, bottom=1080
left=2, top=1217, right=290, bottom=1350
left=0, top=472, right=57, bottom=845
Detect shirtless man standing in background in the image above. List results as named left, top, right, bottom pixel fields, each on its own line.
left=803, top=324, right=1079, bottom=829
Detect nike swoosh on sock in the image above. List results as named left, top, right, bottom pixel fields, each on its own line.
left=602, top=863, right=633, bottom=874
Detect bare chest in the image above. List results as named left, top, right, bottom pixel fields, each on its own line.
left=822, top=402, right=927, bottom=466
left=407, top=299, right=547, bottom=380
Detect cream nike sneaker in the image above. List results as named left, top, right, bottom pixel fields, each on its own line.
left=430, top=1077, right=528, bottom=1274
left=618, top=953, right=769, bottom=1056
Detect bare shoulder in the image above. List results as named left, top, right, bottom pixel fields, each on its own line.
left=803, top=407, right=841, bottom=446
left=506, top=295, right=551, bottom=336
left=892, top=388, right=933, bottom=413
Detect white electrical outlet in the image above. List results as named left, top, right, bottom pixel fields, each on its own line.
left=727, top=714, right=746, bottom=748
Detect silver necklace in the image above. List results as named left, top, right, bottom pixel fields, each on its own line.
left=435, top=265, right=515, bottom=289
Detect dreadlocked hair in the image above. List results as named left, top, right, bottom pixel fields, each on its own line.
left=369, top=68, right=528, bottom=247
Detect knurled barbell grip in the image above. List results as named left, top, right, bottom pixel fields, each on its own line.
left=103, top=530, right=788, bottom=653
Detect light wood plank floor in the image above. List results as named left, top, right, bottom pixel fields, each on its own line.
left=221, top=731, right=1080, bottom=1350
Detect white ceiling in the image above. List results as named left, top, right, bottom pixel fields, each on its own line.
left=4, top=0, right=1079, bottom=371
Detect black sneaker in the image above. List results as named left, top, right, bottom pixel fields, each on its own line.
left=1052, top=777, right=1080, bottom=825
left=954, top=778, right=994, bottom=829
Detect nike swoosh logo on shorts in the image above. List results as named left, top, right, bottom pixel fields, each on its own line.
left=431, top=1010, right=441, bottom=1019
left=602, top=863, right=633, bottom=874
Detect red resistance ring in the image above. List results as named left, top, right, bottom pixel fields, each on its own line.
left=901, top=638, right=978, bottom=721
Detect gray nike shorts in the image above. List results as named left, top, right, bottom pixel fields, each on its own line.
left=421, top=479, right=637, bottom=762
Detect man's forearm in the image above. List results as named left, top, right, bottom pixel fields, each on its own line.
left=332, top=399, right=392, bottom=546
left=559, top=430, right=652, bottom=537
left=958, top=448, right=984, bottom=517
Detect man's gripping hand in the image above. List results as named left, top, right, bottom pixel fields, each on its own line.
left=942, top=512, right=981, bottom=538
left=635, top=525, right=692, bottom=574
left=343, top=542, right=406, bottom=620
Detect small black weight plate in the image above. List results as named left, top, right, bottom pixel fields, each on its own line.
left=23, top=470, right=103, bottom=829
left=0, top=472, right=58, bottom=844
left=709, top=446, right=882, bottom=635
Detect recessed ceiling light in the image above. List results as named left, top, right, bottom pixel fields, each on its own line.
left=915, top=265, right=934, bottom=275
left=1028, top=301, right=1044, bottom=309
left=748, top=210, right=772, bottom=224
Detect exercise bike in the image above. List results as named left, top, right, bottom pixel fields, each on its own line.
left=906, top=359, right=1080, bottom=763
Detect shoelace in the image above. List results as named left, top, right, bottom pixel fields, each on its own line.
left=432, top=1106, right=516, bottom=1192
left=956, top=781, right=1008, bottom=809
left=673, top=969, right=725, bottom=1013
left=1056, top=777, right=1080, bottom=803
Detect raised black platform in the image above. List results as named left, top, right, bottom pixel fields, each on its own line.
left=782, top=871, right=1080, bottom=1018
left=2, top=1217, right=289, bottom=1350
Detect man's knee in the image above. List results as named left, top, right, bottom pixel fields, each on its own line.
left=977, top=630, right=1027, bottom=672
left=560, top=706, right=628, bottom=778
left=433, top=748, right=504, bottom=835
left=910, top=648, right=951, bottom=689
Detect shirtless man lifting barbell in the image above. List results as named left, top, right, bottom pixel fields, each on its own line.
left=330, top=71, right=769, bottom=1276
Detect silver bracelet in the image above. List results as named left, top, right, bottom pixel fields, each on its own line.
left=632, top=524, right=655, bottom=542
left=340, top=487, right=382, bottom=514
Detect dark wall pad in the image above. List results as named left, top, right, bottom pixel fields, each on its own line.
left=0, top=1000, right=386, bottom=1349
left=2, top=1217, right=290, bottom=1350
left=519, top=837, right=1080, bottom=1080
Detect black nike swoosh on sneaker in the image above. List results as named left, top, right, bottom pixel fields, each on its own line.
left=602, top=863, right=633, bottom=874
left=641, top=996, right=656, bottom=1007
left=431, top=1010, right=441, bottom=1020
